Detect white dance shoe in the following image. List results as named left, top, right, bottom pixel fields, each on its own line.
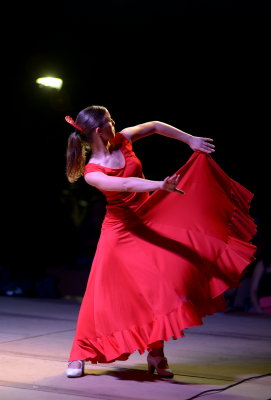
left=66, top=360, right=85, bottom=378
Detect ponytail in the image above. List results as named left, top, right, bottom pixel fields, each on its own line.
left=65, top=105, right=108, bottom=182
left=66, top=131, right=89, bottom=183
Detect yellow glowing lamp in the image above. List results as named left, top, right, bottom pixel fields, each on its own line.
left=36, top=77, right=63, bottom=90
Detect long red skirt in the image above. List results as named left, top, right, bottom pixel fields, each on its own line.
left=69, top=152, right=257, bottom=363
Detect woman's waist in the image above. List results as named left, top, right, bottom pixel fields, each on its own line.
left=105, top=192, right=148, bottom=212
left=104, top=204, right=140, bottom=219
left=102, top=203, right=145, bottom=228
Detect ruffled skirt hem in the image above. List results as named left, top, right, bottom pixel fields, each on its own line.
left=69, top=296, right=227, bottom=364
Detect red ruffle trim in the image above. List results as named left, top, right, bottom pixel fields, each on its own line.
left=209, top=175, right=257, bottom=298
left=72, top=298, right=226, bottom=364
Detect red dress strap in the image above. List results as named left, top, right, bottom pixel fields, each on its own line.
left=84, top=163, right=106, bottom=175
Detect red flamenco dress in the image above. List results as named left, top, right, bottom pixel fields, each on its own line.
left=68, top=133, right=257, bottom=363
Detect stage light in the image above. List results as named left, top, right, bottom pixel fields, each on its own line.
left=36, top=77, right=63, bottom=90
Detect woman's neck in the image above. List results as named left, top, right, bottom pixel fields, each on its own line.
left=91, top=138, right=112, bottom=158
left=91, top=141, right=116, bottom=161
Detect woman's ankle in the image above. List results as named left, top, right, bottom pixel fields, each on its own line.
left=148, top=340, right=164, bottom=357
left=148, top=347, right=164, bottom=357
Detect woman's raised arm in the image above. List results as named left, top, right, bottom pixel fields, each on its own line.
left=121, top=121, right=215, bottom=154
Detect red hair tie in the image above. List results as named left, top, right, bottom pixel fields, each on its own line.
left=65, top=116, right=83, bottom=132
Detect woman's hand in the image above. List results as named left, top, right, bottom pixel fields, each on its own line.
left=189, top=136, right=215, bottom=153
left=162, top=174, right=184, bottom=193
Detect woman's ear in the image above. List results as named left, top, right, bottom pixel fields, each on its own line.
left=96, top=127, right=103, bottom=136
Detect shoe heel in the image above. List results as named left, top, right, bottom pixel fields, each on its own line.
left=148, top=364, right=155, bottom=374
left=147, top=354, right=174, bottom=378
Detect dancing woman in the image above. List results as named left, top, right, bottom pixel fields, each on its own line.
left=65, top=105, right=256, bottom=378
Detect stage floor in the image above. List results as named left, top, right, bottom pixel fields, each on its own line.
left=0, top=296, right=270, bottom=400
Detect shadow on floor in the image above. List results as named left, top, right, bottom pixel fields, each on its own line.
left=84, top=367, right=188, bottom=384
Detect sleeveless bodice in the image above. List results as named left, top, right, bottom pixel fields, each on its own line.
left=84, top=133, right=149, bottom=216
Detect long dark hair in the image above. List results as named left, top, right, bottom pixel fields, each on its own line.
left=66, top=105, right=108, bottom=183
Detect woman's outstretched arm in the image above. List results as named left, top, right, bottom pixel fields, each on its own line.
left=85, top=171, right=182, bottom=193
left=120, top=121, right=215, bottom=154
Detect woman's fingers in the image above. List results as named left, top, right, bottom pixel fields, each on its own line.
left=190, top=136, right=215, bottom=153
left=202, top=138, right=215, bottom=152
left=163, top=174, right=184, bottom=193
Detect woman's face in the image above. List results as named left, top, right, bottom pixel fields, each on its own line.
left=100, top=111, right=116, bottom=141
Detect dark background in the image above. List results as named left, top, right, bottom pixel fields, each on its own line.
left=1, top=1, right=270, bottom=297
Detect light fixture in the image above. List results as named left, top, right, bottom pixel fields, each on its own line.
left=36, top=77, right=63, bottom=90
